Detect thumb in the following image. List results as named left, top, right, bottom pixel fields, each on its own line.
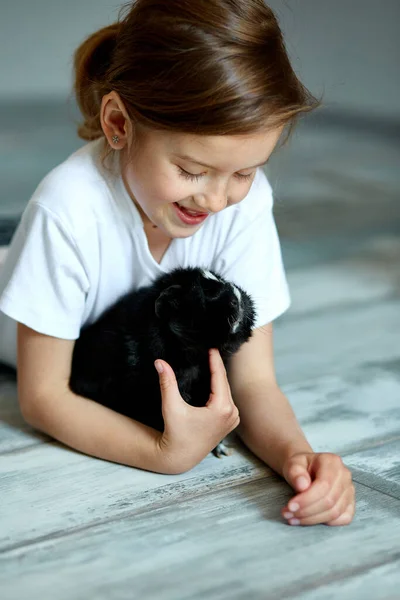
left=154, top=359, right=181, bottom=411
left=283, top=453, right=312, bottom=492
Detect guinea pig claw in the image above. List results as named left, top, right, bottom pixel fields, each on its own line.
left=212, top=442, right=233, bottom=458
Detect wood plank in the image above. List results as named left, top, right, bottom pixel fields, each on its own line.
left=0, top=436, right=270, bottom=552
left=291, top=558, right=400, bottom=600
left=345, top=439, right=400, bottom=500
left=285, top=236, right=400, bottom=316
left=0, top=478, right=399, bottom=600
left=274, top=299, right=400, bottom=385
left=291, top=441, right=400, bottom=599
left=283, top=365, right=400, bottom=456
left=1, top=363, right=399, bottom=551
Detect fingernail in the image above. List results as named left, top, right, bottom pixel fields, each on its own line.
left=283, top=512, right=293, bottom=519
left=296, top=476, right=309, bottom=490
left=289, top=518, right=300, bottom=526
left=155, top=361, right=164, bottom=374
left=288, top=502, right=299, bottom=512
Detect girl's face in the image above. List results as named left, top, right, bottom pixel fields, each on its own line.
left=121, top=127, right=282, bottom=239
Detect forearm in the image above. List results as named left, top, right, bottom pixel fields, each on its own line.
left=233, top=383, right=313, bottom=478
left=21, top=389, right=177, bottom=474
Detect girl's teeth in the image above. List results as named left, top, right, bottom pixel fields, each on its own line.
left=178, top=204, right=199, bottom=215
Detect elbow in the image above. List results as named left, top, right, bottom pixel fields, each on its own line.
left=18, top=389, right=50, bottom=432
left=167, top=463, right=194, bottom=476
left=19, top=397, right=42, bottom=430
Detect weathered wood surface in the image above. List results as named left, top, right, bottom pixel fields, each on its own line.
left=1, top=112, right=400, bottom=598
left=1, top=291, right=399, bottom=598
left=0, top=480, right=399, bottom=600
left=345, top=439, right=400, bottom=500
left=1, top=361, right=399, bottom=553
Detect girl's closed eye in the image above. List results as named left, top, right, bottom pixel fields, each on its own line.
left=177, top=167, right=255, bottom=182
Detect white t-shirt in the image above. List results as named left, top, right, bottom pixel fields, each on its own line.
left=0, top=139, right=290, bottom=368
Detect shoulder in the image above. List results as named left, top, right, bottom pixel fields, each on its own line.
left=25, top=139, right=114, bottom=238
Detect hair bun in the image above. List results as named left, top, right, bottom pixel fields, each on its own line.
left=80, top=23, right=119, bottom=83
left=73, top=23, right=120, bottom=140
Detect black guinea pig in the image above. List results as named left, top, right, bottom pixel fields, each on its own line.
left=69, top=267, right=256, bottom=452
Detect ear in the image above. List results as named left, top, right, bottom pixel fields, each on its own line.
left=155, top=285, right=182, bottom=319
left=100, top=90, right=131, bottom=150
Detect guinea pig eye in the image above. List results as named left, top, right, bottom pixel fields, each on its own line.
left=163, top=284, right=182, bottom=303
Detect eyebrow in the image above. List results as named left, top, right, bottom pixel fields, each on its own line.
left=173, top=154, right=270, bottom=171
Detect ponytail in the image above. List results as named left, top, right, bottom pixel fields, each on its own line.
left=73, top=23, right=120, bottom=140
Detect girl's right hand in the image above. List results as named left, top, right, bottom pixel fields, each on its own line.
left=154, top=348, right=240, bottom=474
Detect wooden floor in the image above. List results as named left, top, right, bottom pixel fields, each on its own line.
left=0, top=106, right=400, bottom=599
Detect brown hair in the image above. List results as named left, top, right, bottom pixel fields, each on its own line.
left=74, top=0, right=318, bottom=153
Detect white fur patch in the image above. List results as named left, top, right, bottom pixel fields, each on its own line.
left=231, top=284, right=243, bottom=334
left=202, top=269, right=219, bottom=282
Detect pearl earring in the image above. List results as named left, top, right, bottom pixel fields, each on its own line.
left=112, top=135, right=120, bottom=144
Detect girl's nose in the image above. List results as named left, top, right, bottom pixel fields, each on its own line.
left=197, top=182, right=228, bottom=214
left=206, top=195, right=228, bottom=214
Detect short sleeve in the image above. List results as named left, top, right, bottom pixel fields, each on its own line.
left=212, top=189, right=291, bottom=329
left=0, top=202, right=90, bottom=339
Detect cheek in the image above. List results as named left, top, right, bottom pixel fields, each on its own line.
left=228, top=183, right=253, bottom=207
left=126, top=166, right=183, bottom=206
left=151, top=172, right=195, bottom=206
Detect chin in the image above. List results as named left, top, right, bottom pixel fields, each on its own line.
left=174, top=223, right=204, bottom=237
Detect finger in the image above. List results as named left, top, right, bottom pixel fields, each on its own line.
left=154, top=359, right=182, bottom=413
left=285, top=488, right=354, bottom=526
left=283, top=489, right=355, bottom=525
left=297, top=470, right=354, bottom=521
left=285, top=455, right=345, bottom=514
left=290, top=461, right=353, bottom=519
left=286, top=474, right=347, bottom=520
left=283, top=455, right=312, bottom=493
left=326, top=501, right=356, bottom=526
left=206, top=348, right=232, bottom=408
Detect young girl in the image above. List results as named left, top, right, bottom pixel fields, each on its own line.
left=0, top=0, right=354, bottom=527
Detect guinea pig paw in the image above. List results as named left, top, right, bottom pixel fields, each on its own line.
left=212, top=442, right=233, bottom=458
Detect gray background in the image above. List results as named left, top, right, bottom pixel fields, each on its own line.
left=1, top=0, right=399, bottom=117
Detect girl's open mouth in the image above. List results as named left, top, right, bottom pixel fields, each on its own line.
left=173, top=202, right=209, bottom=225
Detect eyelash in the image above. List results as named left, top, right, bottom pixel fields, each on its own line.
left=178, top=167, right=254, bottom=182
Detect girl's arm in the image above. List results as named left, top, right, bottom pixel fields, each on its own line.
left=17, top=324, right=170, bottom=472
left=16, top=324, right=238, bottom=475
left=227, top=323, right=355, bottom=527
left=227, top=323, right=313, bottom=476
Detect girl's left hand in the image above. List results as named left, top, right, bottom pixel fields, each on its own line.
left=280, top=452, right=356, bottom=526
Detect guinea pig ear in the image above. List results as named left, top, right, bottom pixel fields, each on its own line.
left=155, top=285, right=182, bottom=318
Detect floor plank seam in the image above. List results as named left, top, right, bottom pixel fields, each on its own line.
left=325, top=433, right=400, bottom=461
left=350, top=468, right=400, bottom=502
left=0, top=470, right=272, bottom=556
left=340, top=433, right=400, bottom=456
left=267, top=551, right=400, bottom=600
